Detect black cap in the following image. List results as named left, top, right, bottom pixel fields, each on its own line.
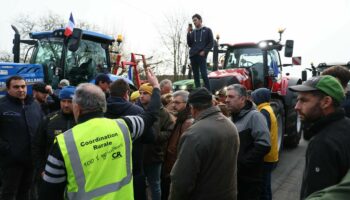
left=32, top=82, right=48, bottom=94
left=188, top=87, right=212, bottom=104
left=95, top=74, right=111, bottom=85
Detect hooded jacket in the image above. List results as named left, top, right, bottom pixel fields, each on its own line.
left=187, top=26, right=214, bottom=58
left=300, top=109, right=350, bottom=200
left=0, top=94, right=43, bottom=167
left=231, top=100, right=271, bottom=192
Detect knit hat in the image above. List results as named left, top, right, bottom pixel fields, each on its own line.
left=289, top=75, right=345, bottom=103
left=188, top=87, right=212, bottom=104
left=139, top=83, right=153, bottom=95
left=130, top=91, right=140, bottom=101
left=59, top=86, right=76, bottom=100
left=251, top=88, right=271, bottom=105
left=32, top=82, right=48, bottom=94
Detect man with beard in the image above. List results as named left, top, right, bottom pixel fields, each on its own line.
left=162, top=90, right=193, bottom=200
left=289, top=75, right=350, bottom=199
left=32, top=82, right=60, bottom=115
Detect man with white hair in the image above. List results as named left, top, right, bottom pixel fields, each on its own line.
left=39, top=69, right=161, bottom=200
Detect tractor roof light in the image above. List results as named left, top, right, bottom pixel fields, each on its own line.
left=258, top=41, right=268, bottom=49
left=116, top=34, right=123, bottom=46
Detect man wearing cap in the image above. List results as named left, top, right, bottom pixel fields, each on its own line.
left=225, top=84, right=271, bottom=200
left=169, top=87, right=239, bottom=200
left=139, top=83, right=175, bottom=200
left=32, top=86, right=77, bottom=198
left=289, top=75, right=350, bottom=199
left=32, top=82, right=60, bottom=115
left=95, top=73, right=112, bottom=99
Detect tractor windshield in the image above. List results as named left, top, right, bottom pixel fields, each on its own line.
left=65, top=39, right=108, bottom=85
left=32, top=38, right=63, bottom=67
left=225, top=47, right=263, bottom=69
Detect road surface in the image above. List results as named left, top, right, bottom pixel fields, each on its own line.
left=272, top=139, right=308, bottom=200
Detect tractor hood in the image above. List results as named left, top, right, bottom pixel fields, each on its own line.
left=208, top=68, right=250, bottom=82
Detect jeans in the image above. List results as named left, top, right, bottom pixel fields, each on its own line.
left=260, top=162, right=275, bottom=200
left=144, top=162, right=162, bottom=200
left=190, top=55, right=211, bottom=91
left=0, top=165, right=33, bottom=200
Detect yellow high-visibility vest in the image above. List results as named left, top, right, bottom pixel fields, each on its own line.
left=56, top=118, right=134, bottom=200
left=257, top=103, right=279, bottom=162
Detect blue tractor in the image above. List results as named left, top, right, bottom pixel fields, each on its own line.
left=0, top=26, right=133, bottom=97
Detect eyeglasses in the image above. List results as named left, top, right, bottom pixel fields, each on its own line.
left=172, top=101, right=186, bottom=105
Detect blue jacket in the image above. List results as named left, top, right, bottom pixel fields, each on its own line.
left=0, top=94, right=43, bottom=167
left=187, top=26, right=214, bottom=58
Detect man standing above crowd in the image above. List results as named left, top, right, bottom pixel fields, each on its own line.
left=39, top=69, right=161, bottom=199
left=162, top=90, right=193, bottom=200
left=289, top=75, right=350, bottom=199
left=0, top=75, right=43, bottom=200
left=170, top=88, right=239, bottom=200
left=187, top=14, right=214, bottom=91
left=225, top=84, right=271, bottom=200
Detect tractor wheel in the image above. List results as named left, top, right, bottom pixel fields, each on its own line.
left=284, top=105, right=302, bottom=148
left=270, top=99, right=285, bottom=153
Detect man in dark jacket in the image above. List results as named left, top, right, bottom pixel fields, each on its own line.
left=31, top=86, right=76, bottom=198
left=170, top=88, right=239, bottom=200
left=139, top=83, right=174, bottom=200
left=32, top=82, right=61, bottom=115
left=105, top=79, right=149, bottom=200
left=0, top=75, right=43, bottom=200
left=289, top=75, right=350, bottom=199
left=225, top=84, right=271, bottom=200
left=33, top=86, right=76, bottom=173
left=187, top=13, right=214, bottom=90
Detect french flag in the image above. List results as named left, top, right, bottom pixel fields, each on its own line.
left=64, top=13, right=75, bottom=37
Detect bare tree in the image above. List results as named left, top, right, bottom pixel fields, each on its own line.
left=159, top=13, right=189, bottom=80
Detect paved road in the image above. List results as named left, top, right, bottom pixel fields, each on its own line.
left=272, top=139, right=308, bottom=200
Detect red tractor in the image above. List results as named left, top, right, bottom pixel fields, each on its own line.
left=209, top=30, right=302, bottom=148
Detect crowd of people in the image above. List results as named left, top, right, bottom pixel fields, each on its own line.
left=1, top=64, right=350, bottom=200
left=2, top=12, right=350, bottom=200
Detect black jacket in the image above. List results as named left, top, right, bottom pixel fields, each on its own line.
left=105, top=96, right=149, bottom=176
left=32, top=110, right=75, bottom=171
left=187, top=26, right=214, bottom=58
left=0, top=94, right=43, bottom=167
left=300, top=109, right=350, bottom=199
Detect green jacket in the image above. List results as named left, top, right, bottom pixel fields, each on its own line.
left=306, top=169, right=350, bottom=200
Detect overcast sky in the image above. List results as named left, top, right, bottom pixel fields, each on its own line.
left=1, top=0, right=350, bottom=75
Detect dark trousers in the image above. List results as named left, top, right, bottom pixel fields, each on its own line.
left=0, top=165, right=33, bottom=200
left=190, top=55, right=211, bottom=91
left=161, top=175, right=171, bottom=200
left=238, top=179, right=263, bottom=200
left=260, top=162, right=275, bottom=200
left=133, top=174, right=147, bottom=200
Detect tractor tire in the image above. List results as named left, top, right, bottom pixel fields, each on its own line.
left=270, top=99, right=285, bottom=153
left=283, top=104, right=302, bottom=148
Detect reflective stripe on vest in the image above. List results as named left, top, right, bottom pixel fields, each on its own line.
left=62, top=119, right=132, bottom=199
